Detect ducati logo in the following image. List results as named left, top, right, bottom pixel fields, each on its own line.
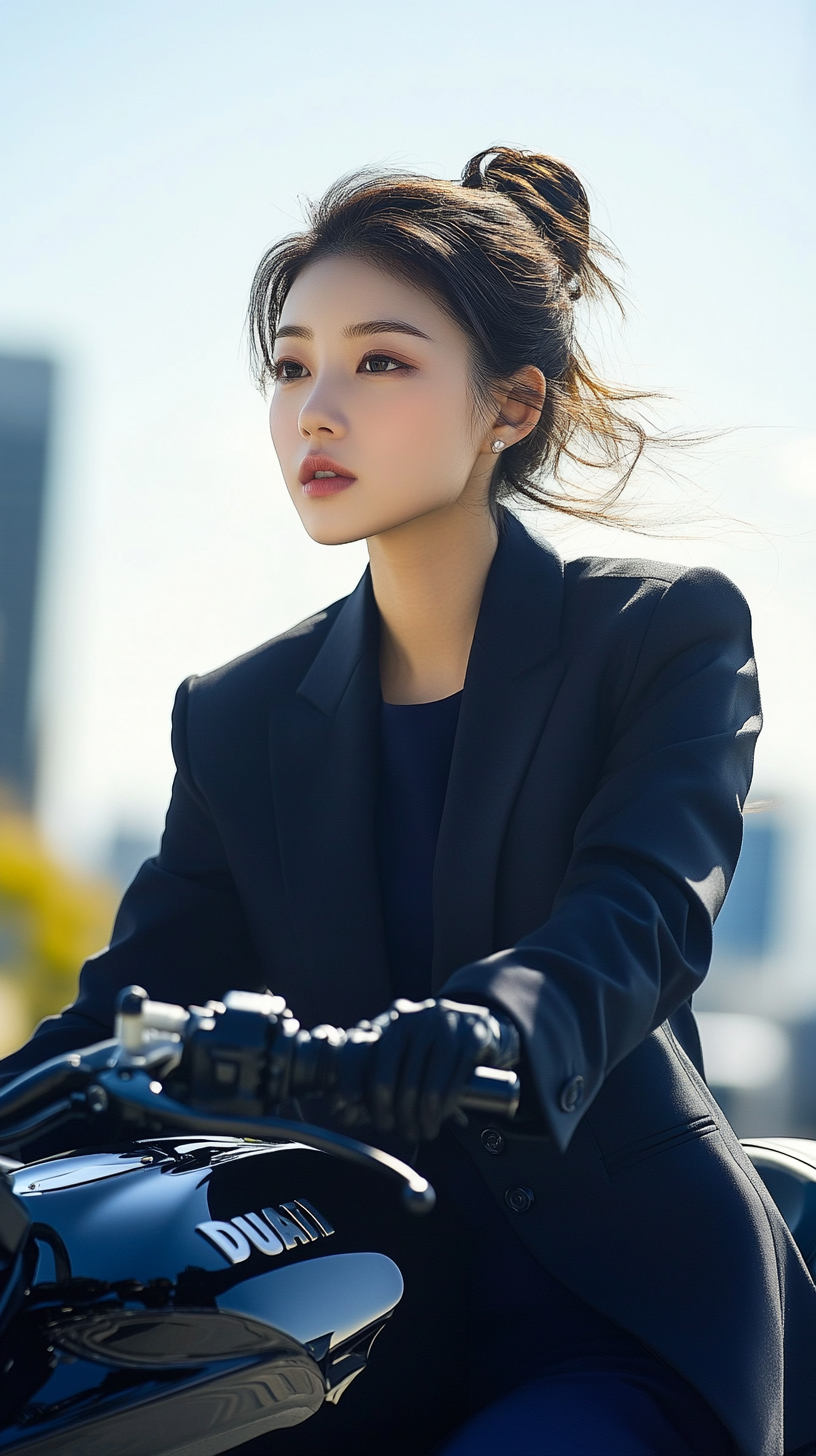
left=196, top=1198, right=334, bottom=1265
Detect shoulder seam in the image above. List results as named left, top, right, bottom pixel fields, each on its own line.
left=565, top=555, right=679, bottom=588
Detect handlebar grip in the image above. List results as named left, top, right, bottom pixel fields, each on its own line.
left=459, top=1066, right=520, bottom=1118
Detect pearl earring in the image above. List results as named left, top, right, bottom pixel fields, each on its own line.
left=491, top=439, right=506, bottom=454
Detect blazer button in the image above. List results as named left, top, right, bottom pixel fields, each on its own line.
left=505, top=1186, right=535, bottom=1214
left=559, top=1075, right=584, bottom=1113
left=481, top=1128, right=505, bottom=1156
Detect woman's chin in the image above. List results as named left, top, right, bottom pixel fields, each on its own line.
left=295, top=505, right=370, bottom=548
left=295, top=501, right=418, bottom=548
left=305, top=524, right=368, bottom=547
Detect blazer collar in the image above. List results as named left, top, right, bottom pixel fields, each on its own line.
left=297, top=510, right=564, bottom=720
left=270, top=512, right=566, bottom=1017
left=297, top=568, right=377, bottom=719
left=472, top=511, right=563, bottom=676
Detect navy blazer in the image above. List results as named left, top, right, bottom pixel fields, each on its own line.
left=5, top=513, right=816, bottom=1454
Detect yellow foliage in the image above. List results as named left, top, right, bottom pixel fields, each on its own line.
left=0, top=812, right=118, bottom=1045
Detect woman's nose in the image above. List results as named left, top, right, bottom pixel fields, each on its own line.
left=298, top=377, right=348, bottom=439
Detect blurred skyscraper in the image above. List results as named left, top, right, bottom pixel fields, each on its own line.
left=0, top=354, right=54, bottom=807
left=713, top=809, right=780, bottom=959
left=697, top=802, right=816, bottom=1137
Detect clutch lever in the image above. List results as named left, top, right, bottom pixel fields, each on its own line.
left=97, top=1066, right=437, bottom=1213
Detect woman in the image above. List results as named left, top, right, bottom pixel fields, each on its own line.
left=4, top=149, right=816, bottom=1455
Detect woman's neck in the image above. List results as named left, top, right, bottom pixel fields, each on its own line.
left=368, top=500, right=498, bottom=705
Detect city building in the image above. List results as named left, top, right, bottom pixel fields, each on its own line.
left=0, top=354, right=54, bottom=807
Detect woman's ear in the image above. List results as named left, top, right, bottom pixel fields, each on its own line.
left=482, top=365, right=546, bottom=454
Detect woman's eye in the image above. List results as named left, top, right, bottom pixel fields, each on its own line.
left=274, top=360, right=308, bottom=381
left=361, top=354, right=406, bottom=374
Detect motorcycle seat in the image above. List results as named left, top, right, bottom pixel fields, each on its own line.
left=742, top=1138, right=816, bottom=1278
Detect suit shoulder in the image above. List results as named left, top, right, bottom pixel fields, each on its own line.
left=565, top=554, right=681, bottom=587
left=565, top=554, right=747, bottom=610
left=560, top=556, right=751, bottom=662
left=187, top=596, right=345, bottom=710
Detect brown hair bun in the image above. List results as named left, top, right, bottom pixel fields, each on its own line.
left=462, top=147, right=605, bottom=302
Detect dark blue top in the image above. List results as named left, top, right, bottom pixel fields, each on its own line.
left=376, top=693, right=731, bottom=1445
left=377, top=691, right=462, bottom=1001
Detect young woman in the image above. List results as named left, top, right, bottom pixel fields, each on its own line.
left=4, top=149, right=816, bottom=1456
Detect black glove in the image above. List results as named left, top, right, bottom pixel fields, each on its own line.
left=359, top=997, right=517, bottom=1143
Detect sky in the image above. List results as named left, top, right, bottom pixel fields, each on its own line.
left=0, top=0, right=814, bottom=903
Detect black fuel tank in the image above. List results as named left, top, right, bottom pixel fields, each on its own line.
left=0, top=1137, right=413, bottom=1456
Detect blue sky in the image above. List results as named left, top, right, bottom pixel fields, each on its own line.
left=0, top=0, right=814, bottom=872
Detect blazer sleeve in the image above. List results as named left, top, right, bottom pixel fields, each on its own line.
left=442, top=566, right=761, bottom=1151
left=0, top=678, right=263, bottom=1080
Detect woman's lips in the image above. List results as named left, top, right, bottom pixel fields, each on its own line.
left=302, top=475, right=355, bottom=497
left=299, top=455, right=357, bottom=497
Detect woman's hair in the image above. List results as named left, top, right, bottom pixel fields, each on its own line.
left=248, top=147, right=666, bottom=526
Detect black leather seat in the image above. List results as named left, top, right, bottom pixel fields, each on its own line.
left=742, top=1138, right=816, bottom=1277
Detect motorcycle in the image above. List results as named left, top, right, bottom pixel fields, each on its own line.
left=0, top=987, right=518, bottom=1455
left=0, top=986, right=812, bottom=1456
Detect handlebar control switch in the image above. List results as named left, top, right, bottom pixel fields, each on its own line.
left=182, top=992, right=280, bottom=1116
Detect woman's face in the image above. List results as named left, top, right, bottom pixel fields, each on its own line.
left=268, top=254, right=497, bottom=546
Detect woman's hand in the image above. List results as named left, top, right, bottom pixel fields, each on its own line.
left=361, top=997, right=514, bottom=1143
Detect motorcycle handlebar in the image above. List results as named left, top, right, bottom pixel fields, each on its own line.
left=119, top=987, right=521, bottom=1123
left=281, top=1021, right=520, bottom=1120
left=0, top=990, right=520, bottom=1145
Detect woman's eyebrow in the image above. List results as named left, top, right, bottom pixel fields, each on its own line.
left=273, top=319, right=431, bottom=343
left=344, top=319, right=432, bottom=341
left=274, top=324, right=312, bottom=341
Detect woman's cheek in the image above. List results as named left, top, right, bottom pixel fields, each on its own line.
left=268, top=394, right=297, bottom=451
left=397, top=379, right=450, bottom=436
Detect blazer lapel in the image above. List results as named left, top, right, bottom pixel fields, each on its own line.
left=269, top=571, right=392, bottom=1025
left=432, top=516, right=566, bottom=985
